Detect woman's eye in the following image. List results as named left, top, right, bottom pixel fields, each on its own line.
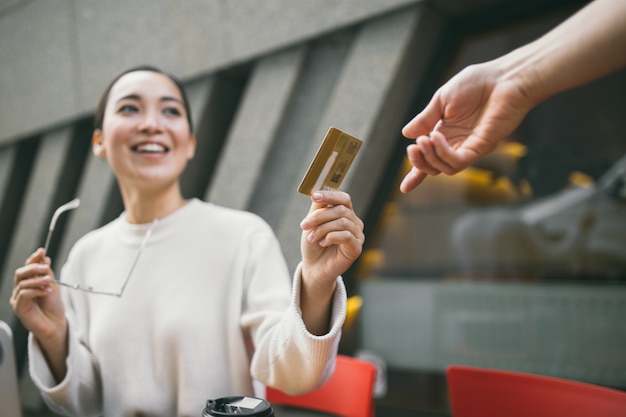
left=164, top=107, right=182, bottom=116
left=118, top=104, right=138, bottom=113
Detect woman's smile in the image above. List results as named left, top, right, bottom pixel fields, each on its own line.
left=132, top=142, right=170, bottom=155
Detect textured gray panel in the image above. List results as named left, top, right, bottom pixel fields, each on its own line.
left=223, top=0, right=420, bottom=63
left=206, top=46, right=306, bottom=210
left=345, top=4, right=445, bottom=212
left=72, top=0, right=225, bottom=115
left=248, top=29, right=356, bottom=230
left=186, top=77, right=218, bottom=135
left=314, top=7, right=424, bottom=138
left=0, top=0, right=24, bottom=14
left=360, top=280, right=626, bottom=387
left=0, top=0, right=422, bottom=144
left=0, top=127, right=73, bottom=327
left=0, top=0, right=77, bottom=144
left=276, top=6, right=426, bottom=270
left=0, top=145, right=15, bottom=200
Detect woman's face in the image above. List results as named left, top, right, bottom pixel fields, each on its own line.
left=93, top=70, right=195, bottom=192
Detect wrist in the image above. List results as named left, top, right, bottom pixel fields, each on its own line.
left=36, top=319, right=68, bottom=355
left=300, top=268, right=337, bottom=300
left=299, top=268, right=337, bottom=336
left=35, top=320, right=69, bottom=383
left=494, top=45, right=548, bottom=109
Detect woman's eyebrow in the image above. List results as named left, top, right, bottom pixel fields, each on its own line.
left=115, top=94, right=141, bottom=103
left=115, top=94, right=183, bottom=105
left=160, top=96, right=184, bottom=105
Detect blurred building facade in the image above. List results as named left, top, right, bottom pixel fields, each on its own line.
left=1, top=0, right=624, bottom=415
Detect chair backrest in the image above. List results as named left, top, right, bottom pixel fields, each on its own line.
left=266, top=354, right=376, bottom=417
left=446, top=365, right=626, bottom=417
left=0, top=320, right=23, bottom=417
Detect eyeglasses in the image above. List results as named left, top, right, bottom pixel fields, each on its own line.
left=44, top=198, right=156, bottom=297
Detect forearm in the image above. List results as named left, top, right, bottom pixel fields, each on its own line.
left=36, top=322, right=69, bottom=383
left=299, top=270, right=337, bottom=336
left=497, top=0, right=626, bottom=106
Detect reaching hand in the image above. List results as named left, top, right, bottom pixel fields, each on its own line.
left=400, top=61, right=534, bottom=193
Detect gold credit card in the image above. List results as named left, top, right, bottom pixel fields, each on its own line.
left=298, top=127, right=363, bottom=195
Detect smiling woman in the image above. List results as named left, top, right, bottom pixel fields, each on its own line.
left=9, top=65, right=365, bottom=417
left=91, top=69, right=197, bottom=222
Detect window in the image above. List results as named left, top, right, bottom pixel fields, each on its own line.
left=356, top=4, right=626, bottom=414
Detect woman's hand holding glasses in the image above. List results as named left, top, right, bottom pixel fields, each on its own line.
left=10, top=199, right=83, bottom=382
left=11, top=247, right=67, bottom=337
left=11, top=246, right=69, bottom=383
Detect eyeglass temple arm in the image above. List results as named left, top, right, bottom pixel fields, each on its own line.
left=43, top=198, right=81, bottom=254
left=116, top=219, right=157, bottom=296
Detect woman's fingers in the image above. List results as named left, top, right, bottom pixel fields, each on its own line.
left=306, top=215, right=362, bottom=246
left=10, top=274, right=54, bottom=316
left=12, top=248, right=55, bottom=311
left=301, top=192, right=358, bottom=229
left=13, top=274, right=54, bottom=296
left=25, top=247, right=48, bottom=265
left=14, top=261, right=51, bottom=286
left=301, top=191, right=364, bottom=250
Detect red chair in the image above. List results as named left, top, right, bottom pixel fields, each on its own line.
left=446, top=364, right=626, bottom=417
left=266, top=354, right=377, bottom=417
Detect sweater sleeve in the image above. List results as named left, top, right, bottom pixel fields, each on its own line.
left=282, top=263, right=347, bottom=392
left=28, top=316, right=103, bottom=417
left=28, top=239, right=104, bottom=417
left=242, top=220, right=347, bottom=395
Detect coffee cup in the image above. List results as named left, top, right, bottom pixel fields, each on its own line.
left=203, top=396, right=274, bottom=417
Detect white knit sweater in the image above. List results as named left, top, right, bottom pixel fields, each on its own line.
left=28, top=199, right=346, bottom=417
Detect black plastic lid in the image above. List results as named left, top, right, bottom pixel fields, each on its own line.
left=203, top=396, right=274, bottom=417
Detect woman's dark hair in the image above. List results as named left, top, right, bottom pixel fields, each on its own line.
left=94, top=65, right=193, bottom=132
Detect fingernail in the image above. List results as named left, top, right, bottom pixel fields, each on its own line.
left=312, top=192, right=323, bottom=201
left=308, top=231, right=316, bottom=242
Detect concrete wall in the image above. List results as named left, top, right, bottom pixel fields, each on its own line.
left=0, top=0, right=422, bottom=144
